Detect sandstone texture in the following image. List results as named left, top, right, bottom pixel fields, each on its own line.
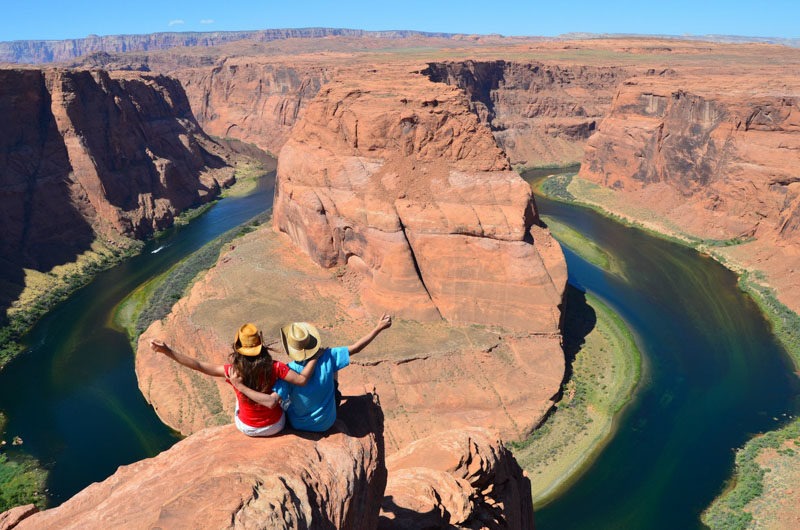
left=423, top=60, right=627, bottom=166
left=273, top=65, right=566, bottom=333
left=178, top=59, right=332, bottom=156
left=136, top=225, right=564, bottom=452
left=380, top=428, right=534, bottom=529
left=0, top=67, right=234, bottom=316
left=1, top=403, right=535, bottom=530
left=579, top=70, right=800, bottom=312
left=6, top=393, right=386, bottom=530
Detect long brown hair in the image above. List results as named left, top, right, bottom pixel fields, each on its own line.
left=229, top=340, right=280, bottom=393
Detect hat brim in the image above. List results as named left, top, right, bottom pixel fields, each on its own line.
left=235, top=343, right=263, bottom=356
left=280, top=322, right=321, bottom=362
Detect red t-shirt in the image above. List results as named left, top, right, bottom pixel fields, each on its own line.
left=224, top=361, right=290, bottom=427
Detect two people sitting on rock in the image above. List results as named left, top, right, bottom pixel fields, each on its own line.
left=230, top=313, right=392, bottom=432
left=149, top=313, right=392, bottom=436
left=149, top=323, right=319, bottom=437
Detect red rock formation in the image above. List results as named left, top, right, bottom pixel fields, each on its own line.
left=135, top=224, right=564, bottom=450
left=424, top=60, right=627, bottom=166
left=0, top=505, right=37, bottom=530
left=6, top=394, right=386, bottom=530
left=1, top=399, right=539, bottom=530
left=0, top=67, right=234, bottom=313
left=273, top=65, right=566, bottom=332
left=380, top=428, right=534, bottom=529
left=579, top=72, right=800, bottom=311
left=177, top=59, right=331, bottom=156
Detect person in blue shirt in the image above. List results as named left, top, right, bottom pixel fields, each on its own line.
left=230, top=314, right=391, bottom=432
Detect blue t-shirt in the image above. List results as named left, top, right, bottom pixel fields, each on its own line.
left=273, top=346, right=350, bottom=432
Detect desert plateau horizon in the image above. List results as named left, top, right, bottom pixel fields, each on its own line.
left=1, top=10, right=799, bottom=530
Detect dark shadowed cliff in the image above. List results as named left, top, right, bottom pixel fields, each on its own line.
left=0, top=67, right=234, bottom=329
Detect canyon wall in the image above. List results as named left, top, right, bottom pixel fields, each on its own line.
left=0, top=67, right=233, bottom=319
left=0, top=29, right=457, bottom=65
left=175, top=59, right=332, bottom=156
left=579, top=72, right=800, bottom=312
left=423, top=60, right=627, bottom=166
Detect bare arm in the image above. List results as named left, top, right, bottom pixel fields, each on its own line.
left=281, top=355, right=319, bottom=386
left=348, top=314, right=392, bottom=355
left=228, top=369, right=281, bottom=408
left=150, top=339, right=225, bottom=378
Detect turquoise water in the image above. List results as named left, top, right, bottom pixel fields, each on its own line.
left=525, top=169, right=800, bottom=529
left=0, top=171, right=275, bottom=506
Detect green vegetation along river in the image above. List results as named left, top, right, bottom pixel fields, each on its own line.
left=0, top=169, right=275, bottom=507
left=524, top=169, right=800, bottom=529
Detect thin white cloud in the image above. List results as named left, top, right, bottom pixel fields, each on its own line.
left=168, top=19, right=185, bottom=27
left=200, top=19, right=215, bottom=25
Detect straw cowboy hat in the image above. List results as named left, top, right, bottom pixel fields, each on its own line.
left=280, top=322, right=321, bottom=362
left=234, top=323, right=265, bottom=356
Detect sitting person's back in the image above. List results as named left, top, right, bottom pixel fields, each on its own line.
left=273, top=315, right=392, bottom=432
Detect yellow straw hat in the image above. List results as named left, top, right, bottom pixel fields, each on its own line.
left=280, top=322, right=321, bottom=362
left=234, top=323, right=264, bottom=356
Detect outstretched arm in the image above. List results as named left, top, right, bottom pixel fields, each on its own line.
left=348, top=314, right=392, bottom=355
left=281, top=355, right=319, bottom=386
left=150, top=339, right=225, bottom=378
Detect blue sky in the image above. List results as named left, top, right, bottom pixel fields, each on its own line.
left=1, top=0, right=798, bottom=42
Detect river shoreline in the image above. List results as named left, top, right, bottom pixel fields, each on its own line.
left=533, top=168, right=800, bottom=530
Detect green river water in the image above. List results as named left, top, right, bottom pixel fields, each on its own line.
left=524, top=169, right=800, bottom=529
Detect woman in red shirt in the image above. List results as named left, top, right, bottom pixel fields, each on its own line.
left=150, top=322, right=318, bottom=436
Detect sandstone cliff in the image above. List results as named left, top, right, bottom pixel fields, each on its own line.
left=423, top=60, right=627, bottom=167
left=0, top=67, right=234, bottom=319
left=578, top=71, right=800, bottom=312
left=381, top=428, right=534, bottom=529
left=177, top=59, right=332, bottom=156
left=1, top=402, right=534, bottom=529
left=0, top=29, right=458, bottom=65
left=273, top=64, right=567, bottom=332
left=4, top=394, right=387, bottom=530
left=136, top=221, right=564, bottom=452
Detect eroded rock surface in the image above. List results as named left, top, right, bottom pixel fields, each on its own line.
left=579, top=71, right=800, bottom=312
left=273, top=65, right=566, bottom=333
left=136, top=224, right=564, bottom=452
left=6, top=394, right=386, bottom=530
left=423, top=60, right=627, bottom=166
left=380, top=428, right=534, bottom=530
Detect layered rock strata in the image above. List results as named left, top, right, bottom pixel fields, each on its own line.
left=0, top=67, right=233, bottom=314
left=273, top=65, right=567, bottom=333
left=0, top=29, right=458, bottom=65
left=579, top=72, right=800, bottom=311
left=0, top=67, right=233, bottom=255
left=177, top=60, right=332, bottom=156
left=423, top=60, right=627, bottom=166
left=380, top=428, right=534, bottom=529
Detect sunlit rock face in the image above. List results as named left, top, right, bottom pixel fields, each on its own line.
left=579, top=72, right=800, bottom=312
left=273, top=64, right=567, bottom=333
